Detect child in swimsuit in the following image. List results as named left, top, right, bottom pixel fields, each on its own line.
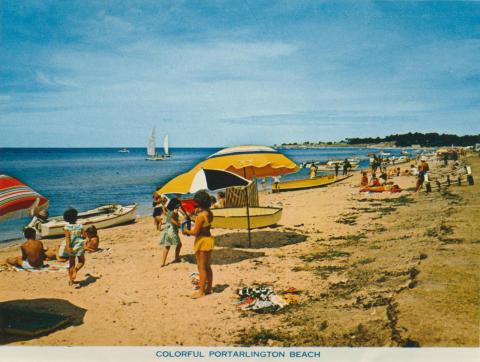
left=58, top=208, right=86, bottom=285
left=159, top=198, right=182, bottom=267
left=84, top=226, right=100, bottom=252
left=182, top=190, right=214, bottom=298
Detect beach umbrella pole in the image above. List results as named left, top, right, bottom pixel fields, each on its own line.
left=243, top=169, right=252, bottom=247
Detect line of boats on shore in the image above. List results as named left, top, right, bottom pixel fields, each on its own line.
left=300, top=152, right=418, bottom=171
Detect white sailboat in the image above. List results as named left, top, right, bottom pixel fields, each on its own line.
left=146, top=127, right=164, bottom=161
left=163, top=134, right=171, bottom=158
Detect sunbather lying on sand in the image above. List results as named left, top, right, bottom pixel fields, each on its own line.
left=6, top=228, right=46, bottom=269
left=360, top=184, right=402, bottom=193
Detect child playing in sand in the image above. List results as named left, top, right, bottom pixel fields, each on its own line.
left=182, top=190, right=214, bottom=298
left=57, top=208, right=86, bottom=285
left=6, top=227, right=46, bottom=269
left=84, top=226, right=100, bottom=252
left=159, top=198, right=182, bottom=267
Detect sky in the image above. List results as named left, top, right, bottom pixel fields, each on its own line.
left=0, top=0, right=479, bottom=147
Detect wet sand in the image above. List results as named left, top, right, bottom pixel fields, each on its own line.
left=1, top=156, right=479, bottom=346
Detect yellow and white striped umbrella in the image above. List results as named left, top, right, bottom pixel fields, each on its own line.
left=195, top=145, right=299, bottom=179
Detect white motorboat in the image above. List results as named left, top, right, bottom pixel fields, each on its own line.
left=27, top=204, right=137, bottom=238
left=118, top=148, right=129, bottom=153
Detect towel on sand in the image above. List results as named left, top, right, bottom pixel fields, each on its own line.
left=12, top=261, right=68, bottom=273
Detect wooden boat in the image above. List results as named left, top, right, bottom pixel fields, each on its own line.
left=274, top=174, right=352, bottom=192
left=211, top=207, right=282, bottom=229
left=27, top=204, right=137, bottom=238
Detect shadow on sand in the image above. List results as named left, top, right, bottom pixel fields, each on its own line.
left=75, top=273, right=101, bottom=289
left=182, top=230, right=307, bottom=265
left=215, top=230, right=308, bottom=249
left=183, top=248, right=266, bottom=265
left=0, top=298, right=87, bottom=345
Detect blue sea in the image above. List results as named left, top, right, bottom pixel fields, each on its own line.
left=0, top=147, right=400, bottom=243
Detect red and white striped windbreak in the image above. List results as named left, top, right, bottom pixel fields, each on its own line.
left=0, top=174, right=49, bottom=223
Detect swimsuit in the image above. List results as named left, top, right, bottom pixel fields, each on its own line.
left=58, top=223, right=85, bottom=257
left=159, top=210, right=181, bottom=246
left=21, top=260, right=36, bottom=269
left=194, top=215, right=215, bottom=252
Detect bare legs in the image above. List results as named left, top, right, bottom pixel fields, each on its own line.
left=174, top=242, right=182, bottom=263
left=193, top=251, right=213, bottom=298
left=68, top=255, right=85, bottom=285
left=154, top=216, right=164, bottom=231
left=6, top=256, right=23, bottom=267
left=161, top=242, right=182, bottom=267
left=161, top=246, right=170, bottom=267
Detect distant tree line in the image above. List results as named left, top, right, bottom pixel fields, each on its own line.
left=345, top=132, right=480, bottom=147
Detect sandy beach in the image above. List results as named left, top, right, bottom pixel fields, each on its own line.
left=1, top=156, right=479, bottom=347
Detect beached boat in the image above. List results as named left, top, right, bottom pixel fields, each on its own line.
left=146, top=127, right=164, bottom=161
left=27, top=204, right=137, bottom=238
left=302, top=158, right=359, bottom=170
left=211, top=207, right=282, bottom=229
left=274, top=174, right=352, bottom=192
left=316, top=163, right=359, bottom=171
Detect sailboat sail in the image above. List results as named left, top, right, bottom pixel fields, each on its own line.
left=147, top=128, right=156, bottom=157
left=163, top=134, right=169, bottom=156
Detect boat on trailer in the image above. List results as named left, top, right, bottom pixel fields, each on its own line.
left=27, top=204, right=137, bottom=238
left=274, top=174, right=352, bottom=192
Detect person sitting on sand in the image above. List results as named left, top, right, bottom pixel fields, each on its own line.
left=182, top=190, right=214, bottom=298
left=213, top=191, right=226, bottom=208
left=370, top=174, right=381, bottom=187
left=159, top=198, right=183, bottom=267
left=360, top=171, right=369, bottom=187
left=6, top=228, right=46, bottom=269
left=84, top=226, right=100, bottom=252
left=57, top=208, right=86, bottom=285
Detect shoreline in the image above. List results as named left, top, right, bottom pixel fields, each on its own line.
left=0, top=155, right=478, bottom=346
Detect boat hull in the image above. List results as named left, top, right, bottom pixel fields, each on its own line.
left=211, top=207, right=282, bottom=229
left=275, top=174, right=352, bottom=192
left=28, top=204, right=137, bottom=238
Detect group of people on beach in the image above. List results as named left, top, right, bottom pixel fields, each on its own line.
left=152, top=189, right=217, bottom=298
left=6, top=208, right=101, bottom=285
left=359, top=156, right=431, bottom=193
